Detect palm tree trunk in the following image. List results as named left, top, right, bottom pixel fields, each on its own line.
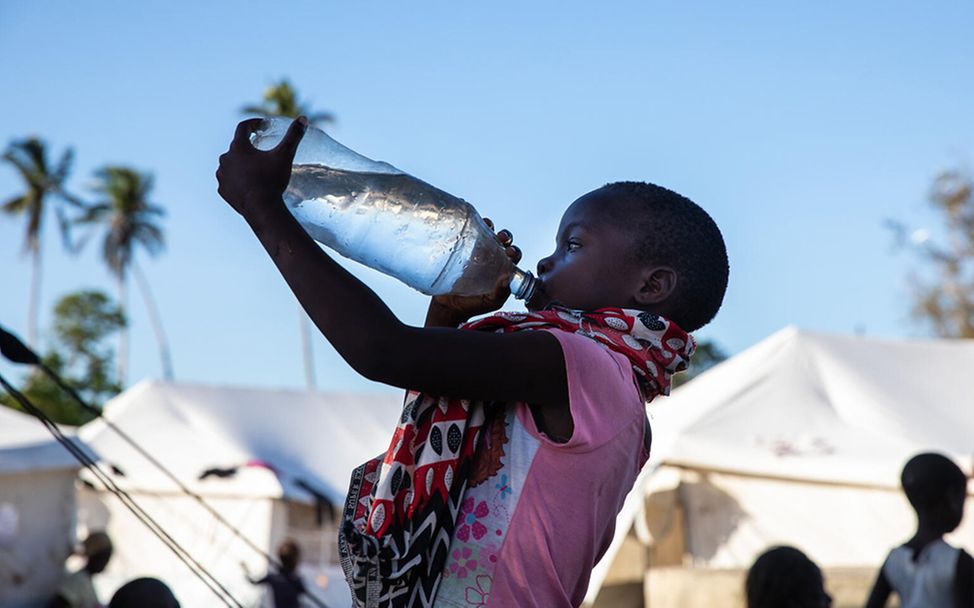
left=117, top=276, right=129, bottom=387
left=133, top=261, right=174, bottom=381
left=300, top=308, right=316, bottom=390
left=27, top=246, right=42, bottom=347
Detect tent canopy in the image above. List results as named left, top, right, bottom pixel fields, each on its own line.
left=79, top=380, right=404, bottom=505
left=650, top=326, right=974, bottom=487
left=0, top=405, right=80, bottom=607
left=585, top=328, right=974, bottom=604
left=0, top=404, right=80, bottom=474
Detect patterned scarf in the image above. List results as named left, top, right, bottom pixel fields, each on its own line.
left=338, top=307, right=693, bottom=607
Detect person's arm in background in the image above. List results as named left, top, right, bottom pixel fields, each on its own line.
left=239, top=561, right=266, bottom=586
left=953, top=549, right=973, bottom=608
left=864, top=567, right=891, bottom=608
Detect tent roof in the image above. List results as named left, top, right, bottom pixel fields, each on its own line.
left=0, top=405, right=81, bottom=473
left=649, top=326, right=974, bottom=487
left=585, top=327, right=974, bottom=604
left=79, top=380, right=403, bottom=504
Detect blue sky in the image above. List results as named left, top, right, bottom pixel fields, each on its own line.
left=1, top=2, right=972, bottom=394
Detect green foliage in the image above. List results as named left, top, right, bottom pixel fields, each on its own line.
left=2, top=136, right=85, bottom=346
left=241, top=78, right=336, bottom=127
left=890, top=169, right=974, bottom=338
left=0, top=290, right=125, bottom=425
left=1, top=137, right=81, bottom=253
left=52, top=291, right=126, bottom=397
left=75, top=166, right=164, bottom=280
left=73, top=165, right=172, bottom=384
left=673, top=339, right=727, bottom=389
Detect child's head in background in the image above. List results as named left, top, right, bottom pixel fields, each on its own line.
left=746, top=545, right=832, bottom=608
left=109, top=577, right=180, bottom=608
left=278, top=538, right=302, bottom=573
left=902, top=452, right=968, bottom=534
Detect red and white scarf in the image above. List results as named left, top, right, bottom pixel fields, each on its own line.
left=339, top=307, right=693, bottom=607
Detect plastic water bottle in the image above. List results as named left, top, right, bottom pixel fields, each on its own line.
left=250, top=117, right=536, bottom=301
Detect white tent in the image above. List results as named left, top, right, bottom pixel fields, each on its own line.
left=0, top=406, right=81, bottom=608
left=78, top=380, right=404, bottom=608
left=586, top=328, right=974, bottom=607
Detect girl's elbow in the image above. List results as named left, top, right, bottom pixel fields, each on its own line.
left=354, top=355, right=389, bottom=384
left=355, top=358, right=412, bottom=390
left=346, top=332, right=409, bottom=385
left=345, top=347, right=386, bottom=383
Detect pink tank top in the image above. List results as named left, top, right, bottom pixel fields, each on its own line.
left=434, top=329, right=648, bottom=607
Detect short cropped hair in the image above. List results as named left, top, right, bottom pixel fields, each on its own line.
left=746, top=546, right=827, bottom=608
left=82, top=531, right=112, bottom=558
left=110, top=577, right=180, bottom=608
left=902, top=452, right=967, bottom=512
left=592, top=182, right=729, bottom=332
left=278, top=538, right=301, bottom=572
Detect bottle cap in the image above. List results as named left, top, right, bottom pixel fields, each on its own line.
left=509, top=269, right=537, bottom=301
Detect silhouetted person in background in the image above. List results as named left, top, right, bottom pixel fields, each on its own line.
left=109, top=577, right=180, bottom=608
left=865, top=452, right=974, bottom=608
left=245, top=539, right=306, bottom=608
left=746, top=545, right=832, bottom=608
left=50, top=531, right=113, bottom=608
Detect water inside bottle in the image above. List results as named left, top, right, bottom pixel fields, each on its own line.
left=285, top=165, right=514, bottom=296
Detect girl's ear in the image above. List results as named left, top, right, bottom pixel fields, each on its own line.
left=634, top=266, right=677, bottom=306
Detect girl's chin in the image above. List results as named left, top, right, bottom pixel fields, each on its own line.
left=526, top=295, right=566, bottom=313
left=525, top=289, right=552, bottom=312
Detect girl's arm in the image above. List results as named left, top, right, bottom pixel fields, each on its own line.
left=217, top=118, right=568, bottom=409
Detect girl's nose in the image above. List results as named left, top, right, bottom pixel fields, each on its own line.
left=537, top=256, right=553, bottom=276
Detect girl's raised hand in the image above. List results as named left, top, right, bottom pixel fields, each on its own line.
left=216, top=116, right=307, bottom=218
left=425, top=219, right=522, bottom=327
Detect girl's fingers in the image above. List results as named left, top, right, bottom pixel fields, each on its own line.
left=497, top=229, right=513, bottom=247
left=506, top=245, right=522, bottom=264
left=484, top=219, right=516, bottom=251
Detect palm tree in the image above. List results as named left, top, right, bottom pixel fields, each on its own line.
left=242, top=79, right=337, bottom=390
left=241, top=79, right=336, bottom=128
left=76, top=166, right=171, bottom=385
left=1, top=137, right=82, bottom=347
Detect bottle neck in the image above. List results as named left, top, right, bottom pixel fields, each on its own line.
left=509, top=268, right=537, bottom=301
